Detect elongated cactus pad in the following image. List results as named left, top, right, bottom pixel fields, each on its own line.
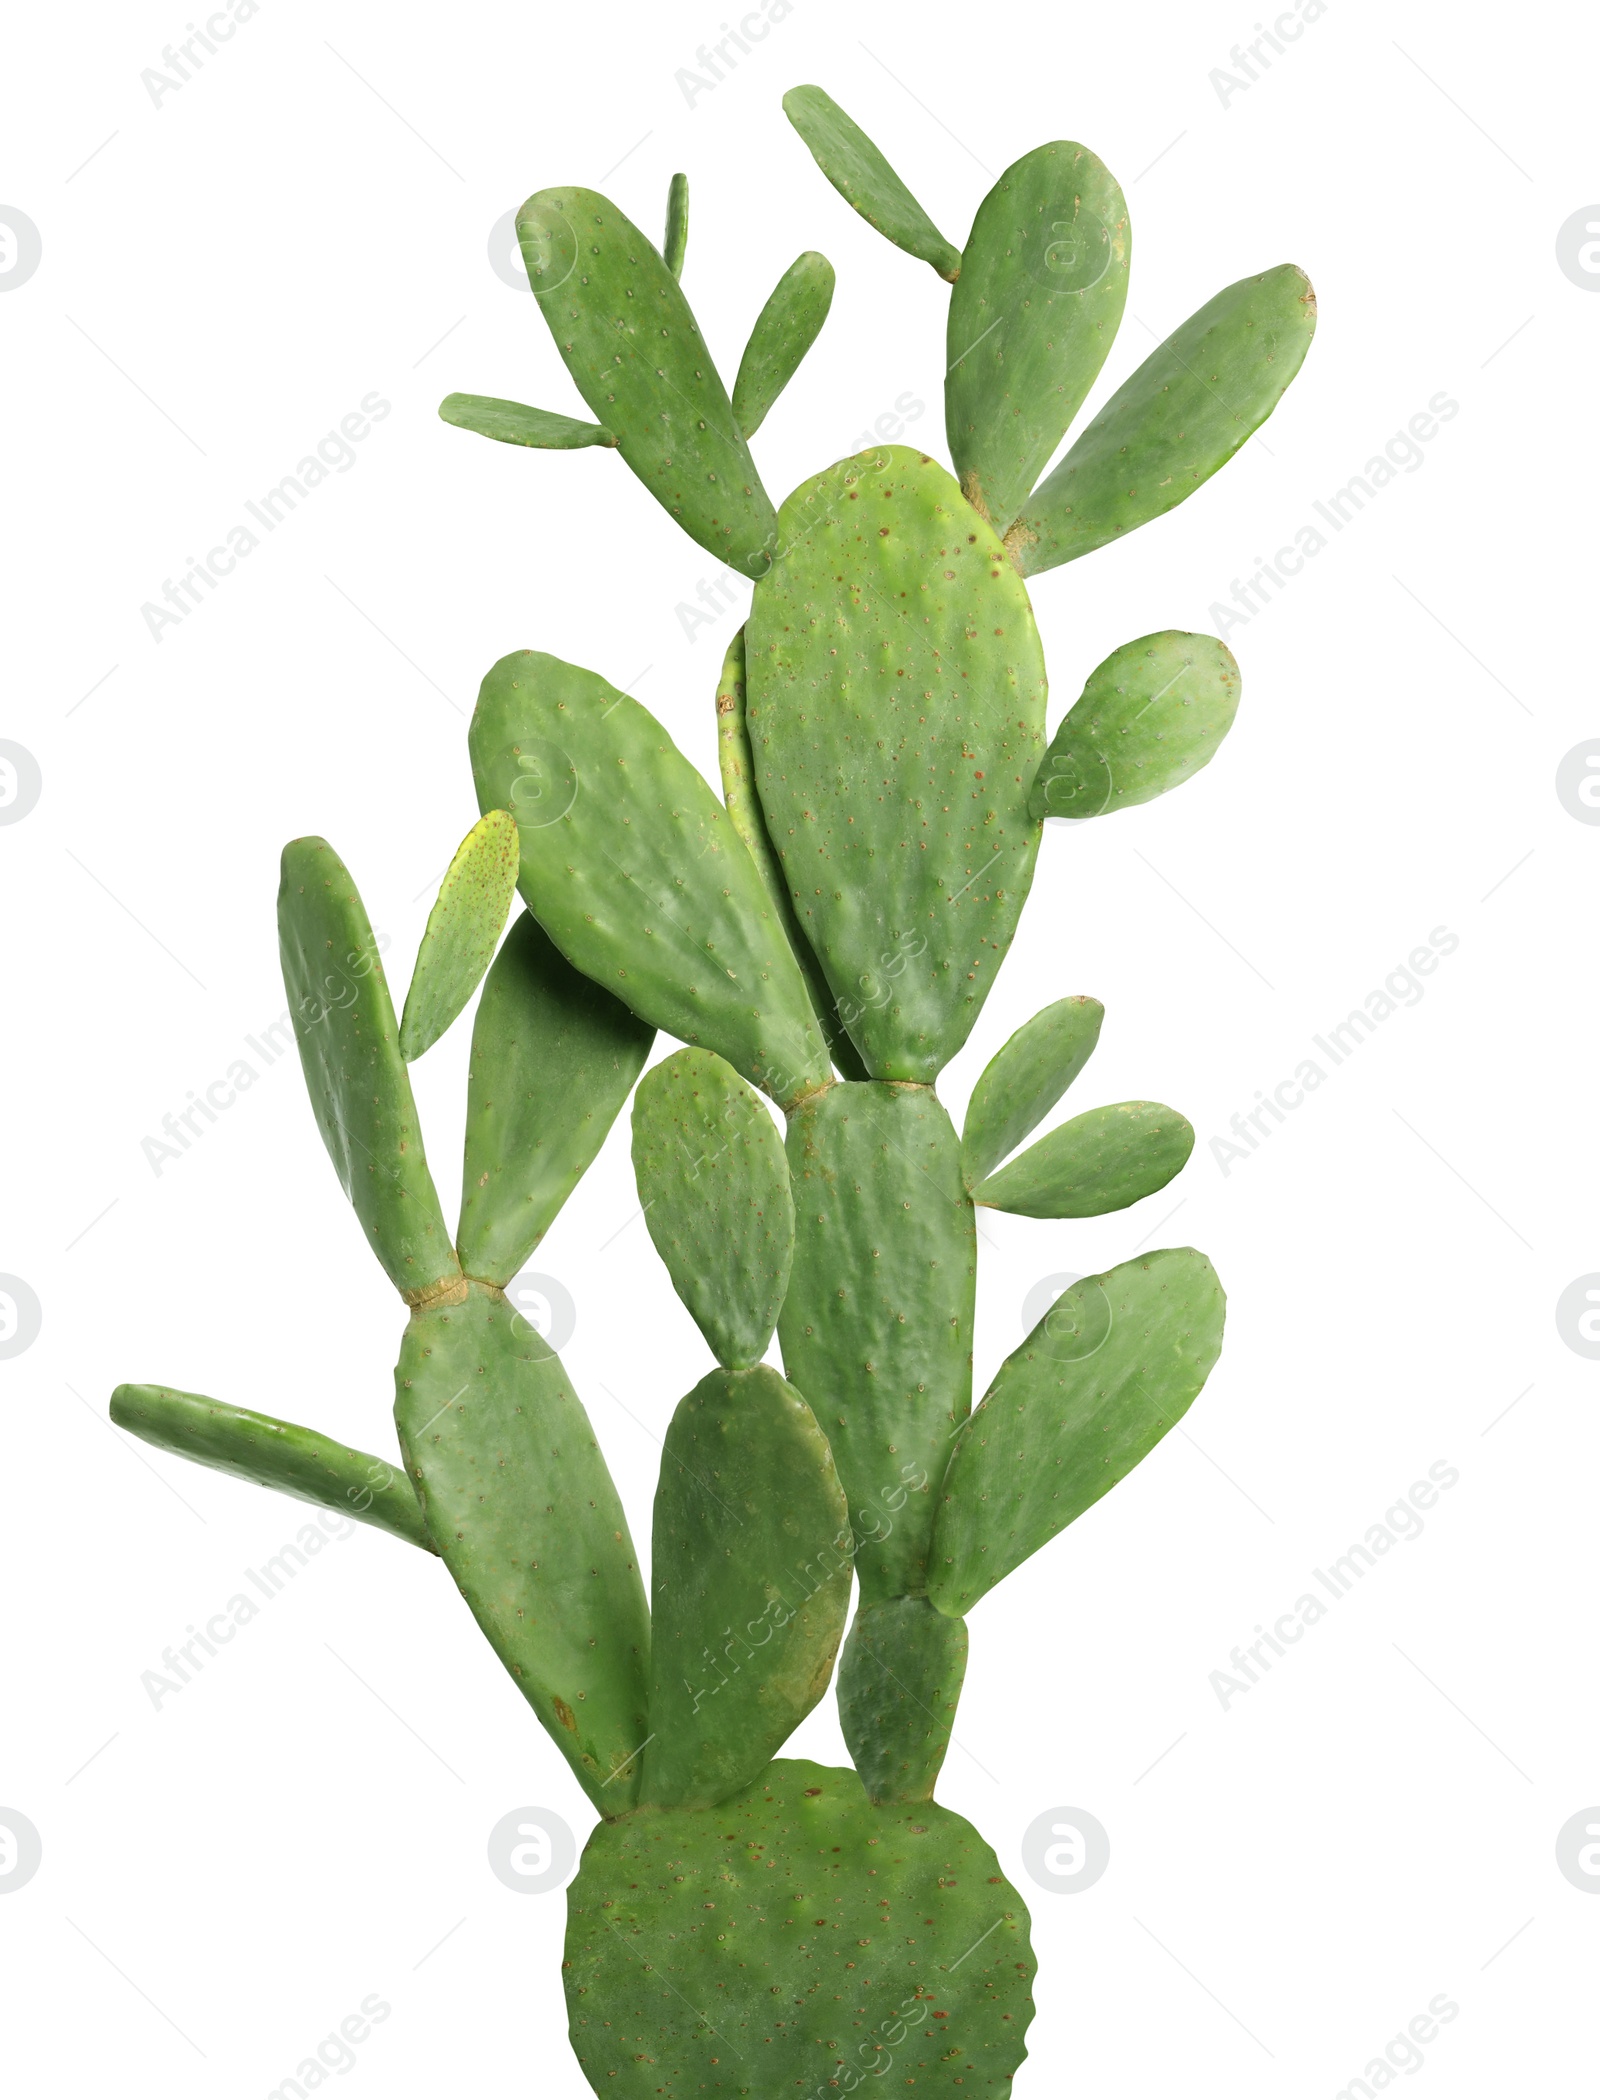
left=399, top=808, right=520, bottom=1062
left=780, top=1082, right=975, bottom=1601
left=960, top=995, right=1104, bottom=1188
left=946, top=142, right=1129, bottom=531
left=564, top=1758, right=1034, bottom=2094
left=1009, top=263, right=1316, bottom=575
left=663, top=171, right=688, bottom=278
left=715, top=629, right=867, bottom=1080
left=731, top=251, right=835, bottom=438
left=437, top=394, right=617, bottom=449
left=457, top=910, right=653, bottom=1285
left=278, top=837, right=459, bottom=1301
left=783, top=86, right=962, bottom=282
left=518, top=186, right=776, bottom=574
left=470, top=648, right=831, bottom=1107
left=747, top=445, right=1047, bottom=1081
left=838, top=1595, right=968, bottom=1805
left=973, top=1099, right=1194, bottom=1218
left=643, top=1367, right=851, bottom=1808
left=110, top=1384, right=433, bottom=1551
left=1031, top=630, right=1241, bottom=819
left=394, top=1283, right=650, bottom=1807
left=631, top=1049, right=795, bottom=1369
left=929, top=1248, right=1225, bottom=1614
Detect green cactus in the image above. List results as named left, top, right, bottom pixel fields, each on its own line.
left=113, top=82, right=1314, bottom=2097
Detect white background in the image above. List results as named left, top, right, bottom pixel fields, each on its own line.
left=3, top=1, right=1595, bottom=2092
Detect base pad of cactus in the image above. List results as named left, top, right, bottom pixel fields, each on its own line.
left=563, top=1757, right=1034, bottom=2095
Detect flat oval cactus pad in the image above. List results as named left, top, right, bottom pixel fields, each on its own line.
left=564, top=1758, right=1034, bottom=2095
left=746, top=446, right=1047, bottom=1081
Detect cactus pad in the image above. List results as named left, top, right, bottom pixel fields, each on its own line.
left=929, top=1248, right=1225, bottom=1614
left=973, top=1099, right=1194, bottom=1218
left=457, top=910, right=653, bottom=1285
left=470, top=648, right=831, bottom=1107
left=960, top=995, right=1104, bottom=1188
left=110, top=1384, right=432, bottom=1551
left=715, top=629, right=866, bottom=1080
left=783, top=86, right=962, bottom=282
left=732, top=251, right=836, bottom=438
left=437, top=394, right=617, bottom=449
left=838, top=1595, right=969, bottom=1804
left=1010, top=263, right=1316, bottom=575
left=394, top=1283, right=650, bottom=1806
left=518, top=185, right=775, bottom=575
left=399, top=809, right=520, bottom=1062
left=663, top=171, right=689, bottom=278
left=277, top=837, right=459, bottom=1300
left=780, top=1082, right=975, bottom=1601
left=643, top=1366, right=851, bottom=1808
left=564, top=1757, right=1035, bottom=2094
left=946, top=142, right=1129, bottom=531
left=631, top=1049, right=795, bottom=1369
left=746, top=445, right=1047, bottom=1081
left=1030, top=630, right=1241, bottom=819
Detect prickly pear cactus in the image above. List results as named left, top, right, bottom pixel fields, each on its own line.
left=113, top=82, right=1313, bottom=2099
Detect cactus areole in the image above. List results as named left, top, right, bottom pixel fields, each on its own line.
left=112, top=81, right=1314, bottom=2095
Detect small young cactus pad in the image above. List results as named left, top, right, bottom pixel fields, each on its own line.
left=277, top=837, right=459, bottom=1301
left=1009, top=264, right=1316, bottom=574
left=643, top=1368, right=850, bottom=1808
left=399, top=808, right=520, bottom=1062
left=456, top=910, right=653, bottom=1286
left=1030, top=630, right=1241, bottom=820
left=394, top=1284, right=650, bottom=1806
left=110, top=1384, right=433, bottom=1551
left=929, top=1249, right=1226, bottom=1614
left=782, top=86, right=962, bottom=281
left=945, top=141, right=1129, bottom=531
left=517, top=185, right=776, bottom=574
left=469, top=648, right=831, bottom=1106
left=630, top=1047, right=794, bottom=1370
